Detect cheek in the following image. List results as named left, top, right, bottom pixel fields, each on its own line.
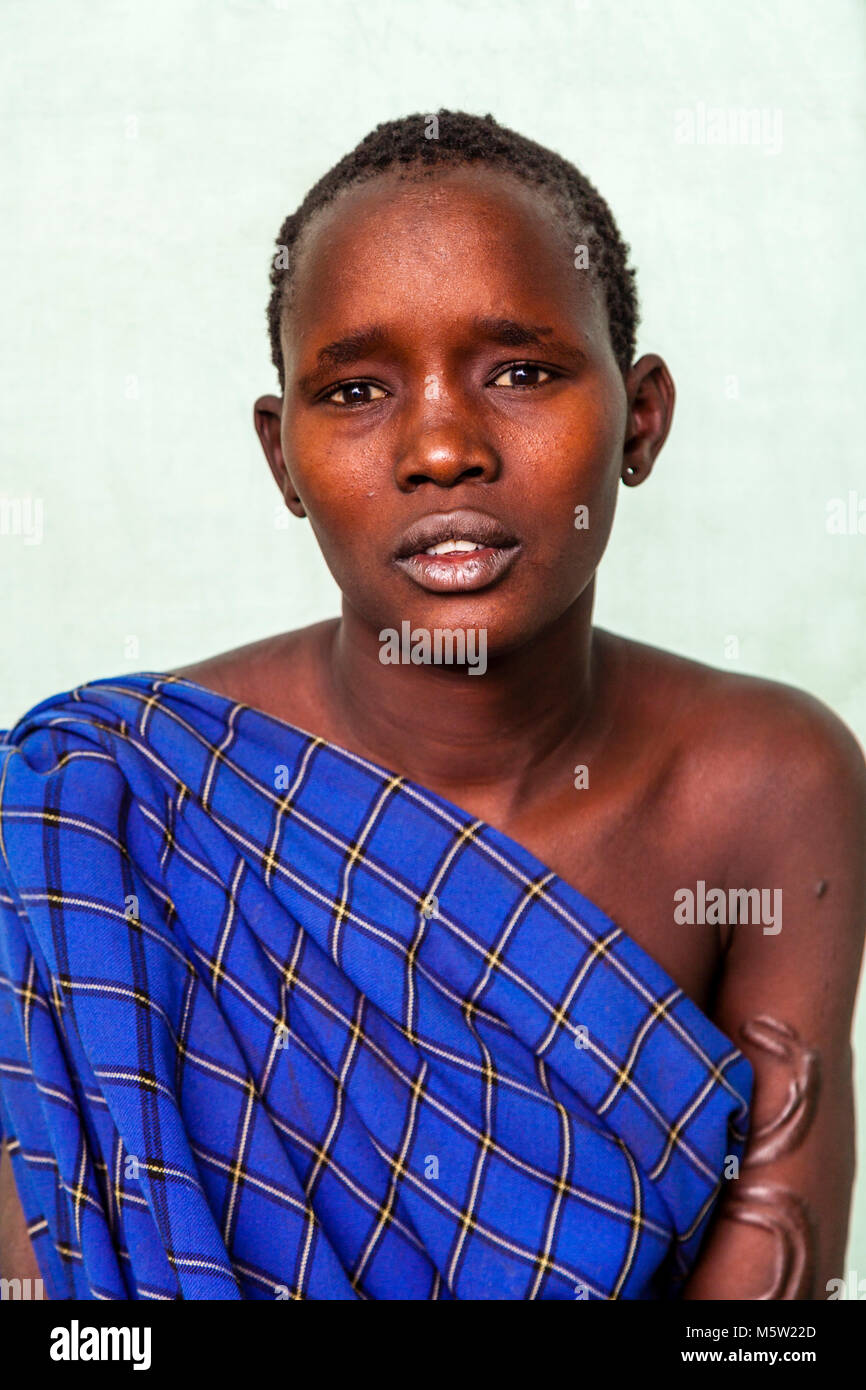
left=283, top=423, right=389, bottom=602
left=516, top=393, right=623, bottom=552
left=283, top=416, right=378, bottom=524
left=558, top=380, right=625, bottom=476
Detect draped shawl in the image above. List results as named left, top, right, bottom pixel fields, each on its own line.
left=0, top=673, right=752, bottom=1299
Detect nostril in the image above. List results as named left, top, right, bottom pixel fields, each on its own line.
left=403, top=464, right=487, bottom=490
left=395, top=434, right=500, bottom=491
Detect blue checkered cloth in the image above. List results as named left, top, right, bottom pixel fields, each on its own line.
left=0, top=673, right=752, bottom=1300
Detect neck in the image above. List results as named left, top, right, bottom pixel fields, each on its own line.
left=324, top=585, right=610, bottom=813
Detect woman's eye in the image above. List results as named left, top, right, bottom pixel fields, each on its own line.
left=490, top=362, right=555, bottom=389
left=323, top=381, right=388, bottom=407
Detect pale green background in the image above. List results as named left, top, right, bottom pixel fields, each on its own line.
left=1, top=0, right=864, bottom=1283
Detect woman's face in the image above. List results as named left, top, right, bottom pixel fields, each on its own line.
left=263, top=165, right=662, bottom=656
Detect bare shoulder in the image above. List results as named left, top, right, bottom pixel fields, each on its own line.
left=171, top=630, right=294, bottom=697
left=603, top=629, right=866, bottom=866
left=608, top=627, right=865, bottom=779
left=170, top=620, right=336, bottom=718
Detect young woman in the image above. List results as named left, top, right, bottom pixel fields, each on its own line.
left=1, top=110, right=863, bottom=1300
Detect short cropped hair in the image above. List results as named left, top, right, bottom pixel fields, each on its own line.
left=266, top=108, right=639, bottom=387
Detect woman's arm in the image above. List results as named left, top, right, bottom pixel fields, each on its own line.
left=0, top=1138, right=44, bottom=1291
left=683, top=696, right=866, bottom=1299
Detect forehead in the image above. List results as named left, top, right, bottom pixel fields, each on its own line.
left=282, top=165, right=609, bottom=362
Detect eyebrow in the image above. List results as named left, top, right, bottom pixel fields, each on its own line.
left=309, top=325, right=391, bottom=375
left=472, top=317, right=583, bottom=361
left=297, top=316, right=585, bottom=391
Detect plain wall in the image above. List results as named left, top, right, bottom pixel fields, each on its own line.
left=2, top=0, right=865, bottom=1279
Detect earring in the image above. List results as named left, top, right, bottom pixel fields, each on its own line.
left=622, top=463, right=639, bottom=483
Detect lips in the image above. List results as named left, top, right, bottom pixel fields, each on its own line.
left=394, top=509, right=517, bottom=559
left=393, top=508, right=520, bottom=593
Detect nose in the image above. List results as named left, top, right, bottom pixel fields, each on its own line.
left=394, top=402, right=501, bottom=492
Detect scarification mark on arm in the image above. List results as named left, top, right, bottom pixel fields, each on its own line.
left=719, top=1182, right=815, bottom=1299
left=740, top=1015, right=821, bottom=1166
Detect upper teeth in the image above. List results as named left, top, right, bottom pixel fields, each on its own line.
left=424, top=539, right=484, bottom=555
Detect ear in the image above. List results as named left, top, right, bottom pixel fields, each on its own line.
left=620, top=354, right=676, bottom=487
left=253, top=394, right=306, bottom=518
